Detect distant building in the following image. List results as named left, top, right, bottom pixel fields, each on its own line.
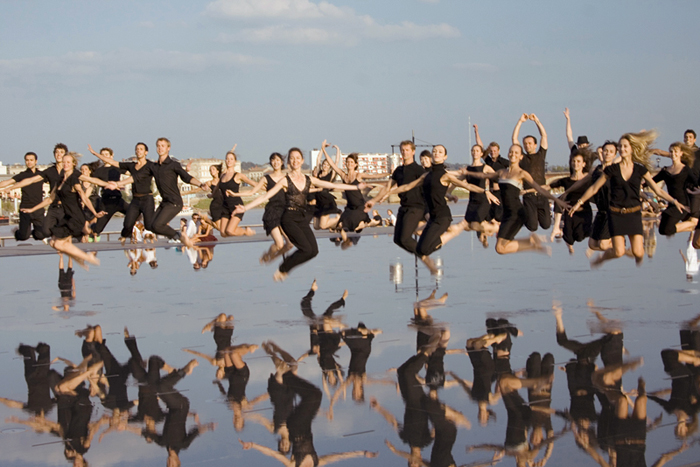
left=309, top=149, right=391, bottom=176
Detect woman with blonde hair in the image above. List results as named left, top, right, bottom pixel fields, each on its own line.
left=16, top=152, right=106, bottom=268
left=571, top=131, right=688, bottom=267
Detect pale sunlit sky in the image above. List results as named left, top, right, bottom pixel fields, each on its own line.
left=1, top=0, right=698, bottom=167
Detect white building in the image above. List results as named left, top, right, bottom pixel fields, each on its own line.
left=309, top=149, right=391, bottom=176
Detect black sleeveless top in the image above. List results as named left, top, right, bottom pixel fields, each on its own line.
left=343, top=179, right=364, bottom=210
left=265, top=174, right=286, bottom=208
left=218, top=173, right=243, bottom=208
left=286, top=175, right=311, bottom=210
left=423, top=163, right=451, bottom=219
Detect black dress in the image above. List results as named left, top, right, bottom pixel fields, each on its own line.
left=416, top=163, right=452, bottom=256
left=209, top=179, right=224, bottom=222
left=550, top=176, right=593, bottom=245
left=590, top=165, right=611, bottom=241
left=313, top=171, right=341, bottom=218
left=262, top=174, right=286, bottom=236
left=604, top=163, right=647, bottom=237
left=338, top=179, right=370, bottom=232
left=653, top=166, right=691, bottom=236
left=51, top=171, right=86, bottom=239
left=464, top=165, right=490, bottom=223
left=497, top=179, right=527, bottom=241
left=218, top=173, right=244, bottom=220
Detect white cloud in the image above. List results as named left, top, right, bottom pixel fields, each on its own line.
left=204, top=0, right=460, bottom=45
left=0, top=50, right=270, bottom=83
left=220, top=25, right=349, bottom=45
left=205, top=0, right=349, bottom=19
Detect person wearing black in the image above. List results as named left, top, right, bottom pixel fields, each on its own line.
left=84, top=146, right=129, bottom=239
left=0, top=152, right=45, bottom=241
left=90, top=143, right=156, bottom=243
left=235, top=148, right=365, bottom=281
left=2, top=144, right=67, bottom=238
left=512, top=113, right=551, bottom=231
left=0, top=342, right=60, bottom=417
left=548, top=153, right=592, bottom=254
left=474, top=125, right=509, bottom=223
left=147, top=138, right=206, bottom=248
left=18, top=152, right=104, bottom=268
left=365, top=140, right=425, bottom=254
left=653, top=142, right=695, bottom=236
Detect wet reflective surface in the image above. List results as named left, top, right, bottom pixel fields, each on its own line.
left=1, top=210, right=700, bottom=466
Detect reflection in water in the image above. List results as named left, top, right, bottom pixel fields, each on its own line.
left=3, top=229, right=700, bottom=465
left=373, top=290, right=469, bottom=467
left=53, top=254, right=75, bottom=312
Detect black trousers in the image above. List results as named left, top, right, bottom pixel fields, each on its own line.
left=120, top=195, right=155, bottom=238
left=42, top=204, right=64, bottom=238
left=416, top=216, right=451, bottom=257
left=15, top=209, right=45, bottom=241
left=151, top=201, right=182, bottom=240
left=91, top=196, right=129, bottom=234
left=523, top=192, right=551, bottom=231
left=394, top=206, right=424, bottom=254
left=280, top=209, right=318, bottom=273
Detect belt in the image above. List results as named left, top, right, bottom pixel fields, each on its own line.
left=132, top=193, right=153, bottom=197
left=609, top=205, right=641, bottom=214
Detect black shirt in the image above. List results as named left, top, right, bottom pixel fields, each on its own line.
left=119, top=160, right=155, bottom=195
left=40, top=164, right=63, bottom=206
left=391, top=161, right=425, bottom=209
left=520, top=147, right=547, bottom=186
left=13, top=168, right=44, bottom=208
left=484, top=154, right=510, bottom=172
left=91, top=165, right=125, bottom=199
left=150, top=156, right=194, bottom=205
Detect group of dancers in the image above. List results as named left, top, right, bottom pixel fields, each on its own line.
left=3, top=110, right=700, bottom=279
left=4, top=282, right=698, bottom=466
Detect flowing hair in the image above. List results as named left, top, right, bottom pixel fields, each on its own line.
left=669, top=141, right=696, bottom=167
left=619, top=129, right=658, bottom=170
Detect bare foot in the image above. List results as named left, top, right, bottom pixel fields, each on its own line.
left=273, top=270, right=288, bottom=282
left=529, top=233, right=551, bottom=256
left=310, top=279, right=318, bottom=292
left=86, top=251, right=100, bottom=266
left=180, top=232, right=194, bottom=249
left=124, top=327, right=130, bottom=338
left=245, top=227, right=256, bottom=236
left=567, top=244, right=575, bottom=255
left=420, top=255, right=439, bottom=275
left=585, top=247, right=595, bottom=258
left=342, top=289, right=349, bottom=301
left=183, top=359, right=199, bottom=375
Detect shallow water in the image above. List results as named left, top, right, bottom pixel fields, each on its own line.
left=1, top=208, right=699, bottom=466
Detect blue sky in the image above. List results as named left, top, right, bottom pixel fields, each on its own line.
left=1, top=0, right=698, bottom=167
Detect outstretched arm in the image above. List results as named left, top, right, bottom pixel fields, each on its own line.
left=521, top=172, right=567, bottom=210
left=235, top=178, right=287, bottom=213
left=239, top=440, right=289, bottom=465
left=564, top=108, right=574, bottom=150
left=474, top=124, right=483, bottom=148
left=310, top=176, right=364, bottom=192
left=531, top=113, right=548, bottom=150
left=319, top=450, right=378, bottom=466
left=1, top=174, right=43, bottom=192
left=320, top=141, right=347, bottom=182
left=569, top=174, right=607, bottom=215
left=512, top=113, right=529, bottom=145
left=444, top=172, right=485, bottom=194
left=230, top=176, right=268, bottom=196
left=385, top=173, right=426, bottom=196
left=643, top=172, right=689, bottom=213
left=74, top=183, right=101, bottom=218
left=365, top=179, right=396, bottom=209
left=88, top=144, right=119, bottom=166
